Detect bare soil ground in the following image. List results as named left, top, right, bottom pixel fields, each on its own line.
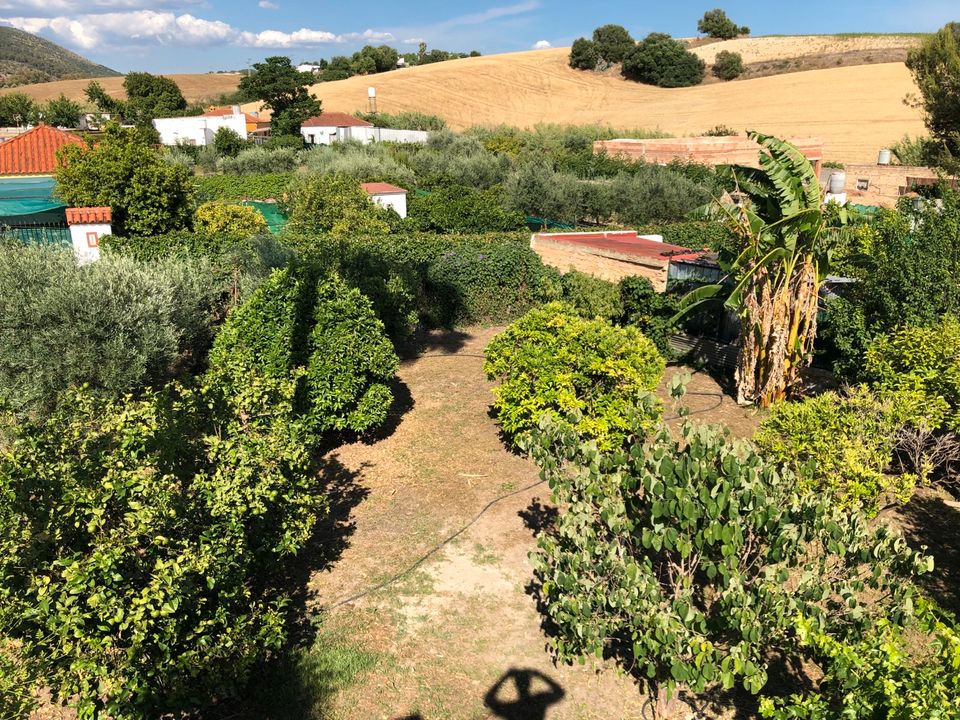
left=0, top=73, right=242, bottom=104
left=304, top=326, right=759, bottom=720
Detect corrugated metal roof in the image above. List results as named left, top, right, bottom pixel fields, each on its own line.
left=361, top=182, right=407, bottom=195
left=0, top=125, right=85, bottom=176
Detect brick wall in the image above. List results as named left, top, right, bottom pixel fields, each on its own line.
left=531, top=237, right=670, bottom=292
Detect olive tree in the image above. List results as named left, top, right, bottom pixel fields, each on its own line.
left=905, top=22, right=960, bottom=166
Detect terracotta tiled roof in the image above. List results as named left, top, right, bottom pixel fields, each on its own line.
left=202, top=107, right=267, bottom=124
left=302, top=112, right=373, bottom=128
left=0, top=124, right=85, bottom=176
left=361, top=182, right=407, bottom=195
left=533, top=231, right=694, bottom=262
left=66, top=206, right=112, bottom=225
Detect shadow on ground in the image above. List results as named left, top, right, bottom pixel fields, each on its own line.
left=897, top=490, right=960, bottom=616
left=485, top=668, right=565, bottom=720
left=396, top=327, right=473, bottom=361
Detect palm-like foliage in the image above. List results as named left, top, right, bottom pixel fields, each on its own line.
left=682, top=131, right=847, bottom=406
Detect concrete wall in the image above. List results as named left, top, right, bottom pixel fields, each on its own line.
left=595, top=136, right=824, bottom=176
left=531, top=236, right=671, bottom=292
left=300, top=126, right=429, bottom=145
left=153, top=114, right=248, bottom=146
left=369, top=191, right=407, bottom=218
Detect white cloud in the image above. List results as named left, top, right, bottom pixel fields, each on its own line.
left=402, top=37, right=426, bottom=45
left=2, top=10, right=394, bottom=49
left=258, top=0, right=278, bottom=8
left=0, top=0, right=199, bottom=16
left=532, top=39, right=550, bottom=49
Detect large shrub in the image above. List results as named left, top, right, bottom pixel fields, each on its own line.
left=300, top=142, right=417, bottom=187
left=406, top=131, right=511, bottom=189
left=619, top=275, right=679, bottom=356
left=407, top=185, right=525, bottom=233
left=698, top=8, right=750, bottom=39
left=218, top=146, right=300, bottom=174
left=591, top=24, right=636, bottom=64
left=559, top=270, right=623, bottom=320
left=195, top=202, right=269, bottom=236
left=55, top=124, right=193, bottom=237
left=864, top=316, right=960, bottom=430
left=622, top=33, right=705, bottom=88
left=569, top=38, right=600, bottom=70
left=484, top=303, right=665, bottom=449
left=285, top=175, right=394, bottom=237
left=530, top=410, right=931, bottom=711
left=712, top=50, right=744, bottom=80
left=353, top=110, right=447, bottom=131
left=209, top=267, right=398, bottom=435
left=0, top=245, right=219, bottom=417
left=604, top=168, right=712, bottom=224
left=754, top=386, right=943, bottom=513
left=213, top=126, right=250, bottom=157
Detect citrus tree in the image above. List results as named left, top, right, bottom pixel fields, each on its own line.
left=682, top=131, right=846, bottom=406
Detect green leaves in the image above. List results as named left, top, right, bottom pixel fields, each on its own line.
left=529, top=411, right=932, bottom=706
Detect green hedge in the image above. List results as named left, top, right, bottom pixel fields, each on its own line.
left=193, top=173, right=294, bottom=202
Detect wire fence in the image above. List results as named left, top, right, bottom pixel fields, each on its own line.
left=0, top=222, right=71, bottom=246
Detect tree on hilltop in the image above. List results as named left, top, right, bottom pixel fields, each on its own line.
left=698, top=9, right=750, bottom=40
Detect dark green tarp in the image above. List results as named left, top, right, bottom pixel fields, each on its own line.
left=0, top=176, right=67, bottom=225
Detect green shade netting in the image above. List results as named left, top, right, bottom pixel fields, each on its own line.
left=241, top=200, right=287, bottom=235
left=0, top=177, right=66, bottom=224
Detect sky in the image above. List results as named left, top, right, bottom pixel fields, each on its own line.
left=0, top=0, right=957, bottom=74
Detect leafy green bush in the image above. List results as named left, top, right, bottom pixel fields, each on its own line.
left=484, top=303, right=665, bottom=449
left=864, top=316, right=960, bottom=430
left=300, top=142, right=416, bottom=187
left=619, top=275, right=679, bottom=356
left=605, top=168, right=713, bottom=224
left=193, top=172, right=293, bottom=202
left=407, top=185, right=525, bottom=233
left=56, top=124, right=194, bottom=237
left=0, top=245, right=220, bottom=417
left=285, top=175, right=395, bottom=237
left=195, top=201, right=269, bottom=236
left=698, top=8, right=749, bottom=39
left=218, top=146, right=300, bottom=174
left=712, top=50, right=744, bottom=80
left=405, top=131, right=511, bottom=189
left=591, top=24, right=636, bottom=64
left=755, top=386, right=943, bottom=513
left=560, top=270, right=622, bottom=320
left=530, top=410, right=931, bottom=708
left=622, top=33, right=705, bottom=88
left=209, top=267, right=398, bottom=435
left=569, top=38, right=600, bottom=70
left=760, top=602, right=960, bottom=719
left=213, top=126, right=250, bottom=157
left=354, top=110, right=447, bottom=131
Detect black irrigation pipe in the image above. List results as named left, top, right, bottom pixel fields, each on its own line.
left=326, top=353, right=726, bottom=611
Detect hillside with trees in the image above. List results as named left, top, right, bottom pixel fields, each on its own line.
left=0, top=26, right=119, bottom=88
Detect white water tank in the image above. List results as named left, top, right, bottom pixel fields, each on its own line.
left=878, top=148, right=892, bottom=165
left=828, top=171, right=846, bottom=194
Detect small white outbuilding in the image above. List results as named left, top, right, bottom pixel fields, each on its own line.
left=152, top=107, right=248, bottom=146
left=361, top=182, right=408, bottom=219
left=66, top=206, right=111, bottom=264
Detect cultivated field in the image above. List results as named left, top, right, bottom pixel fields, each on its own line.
left=289, top=42, right=925, bottom=164
left=0, top=72, right=242, bottom=104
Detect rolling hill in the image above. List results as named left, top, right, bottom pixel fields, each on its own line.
left=0, top=72, right=245, bottom=105
left=279, top=37, right=925, bottom=164
left=0, top=26, right=120, bottom=88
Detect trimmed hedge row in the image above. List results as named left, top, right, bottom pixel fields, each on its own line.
left=193, top=173, right=294, bottom=202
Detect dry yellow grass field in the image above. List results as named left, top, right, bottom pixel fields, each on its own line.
left=0, top=73, right=242, bottom=104
left=285, top=42, right=925, bottom=164
left=688, top=34, right=919, bottom=64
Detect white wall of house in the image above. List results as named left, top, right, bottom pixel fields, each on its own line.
left=69, top=222, right=109, bottom=264
left=153, top=114, right=248, bottom=146
left=300, top=126, right=429, bottom=146
left=369, top=191, right=407, bottom=218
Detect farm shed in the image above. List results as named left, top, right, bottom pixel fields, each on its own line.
left=595, top=136, right=824, bottom=176
left=530, top=230, right=701, bottom=292
left=153, top=109, right=248, bottom=146
left=361, top=182, right=408, bottom=218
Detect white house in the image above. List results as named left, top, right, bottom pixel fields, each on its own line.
left=66, top=206, right=111, bottom=264
left=300, top=112, right=429, bottom=146
left=362, top=182, right=408, bottom=218
left=297, top=63, right=324, bottom=74
left=152, top=109, right=248, bottom=146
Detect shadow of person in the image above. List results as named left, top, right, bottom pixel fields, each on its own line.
left=484, top=668, right=565, bottom=720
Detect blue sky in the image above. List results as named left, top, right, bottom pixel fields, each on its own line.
left=1, top=0, right=957, bottom=73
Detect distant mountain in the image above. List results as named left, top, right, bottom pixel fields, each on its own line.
left=0, top=26, right=120, bottom=88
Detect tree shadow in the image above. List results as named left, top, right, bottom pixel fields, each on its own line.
left=518, top=497, right=558, bottom=535
left=359, top=376, right=415, bottom=445
left=484, top=668, right=565, bottom=720
left=896, top=491, right=960, bottom=616
left=395, top=326, right=472, bottom=361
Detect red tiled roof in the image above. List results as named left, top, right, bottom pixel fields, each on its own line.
left=534, top=230, right=694, bottom=262
left=361, top=182, right=407, bottom=195
left=0, top=124, right=85, bottom=176
left=66, top=206, right=112, bottom=225
left=302, top=112, right=373, bottom=128
left=201, top=106, right=267, bottom=124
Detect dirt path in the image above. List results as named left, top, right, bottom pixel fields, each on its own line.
left=309, top=327, right=757, bottom=720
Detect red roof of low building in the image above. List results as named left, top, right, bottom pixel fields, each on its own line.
left=66, top=206, right=112, bottom=225
left=302, top=112, right=373, bottom=128
left=534, top=230, right=694, bottom=262
left=0, top=124, right=85, bottom=176
left=201, top=106, right=267, bottom=124
left=361, top=182, right=407, bottom=195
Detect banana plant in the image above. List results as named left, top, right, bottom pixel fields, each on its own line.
left=680, top=131, right=848, bottom=406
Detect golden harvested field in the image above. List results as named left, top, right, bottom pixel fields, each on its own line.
left=688, top=33, right=919, bottom=64
left=1, top=72, right=242, bottom=104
